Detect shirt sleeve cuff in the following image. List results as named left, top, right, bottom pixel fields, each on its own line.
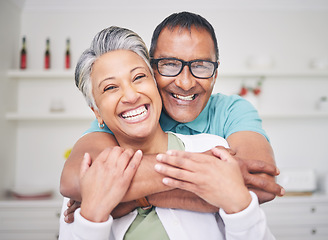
left=72, top=208, right=113, bottom=240
left=219, top=191, right=263, bottom=233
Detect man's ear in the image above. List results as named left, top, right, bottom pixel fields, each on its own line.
left=214, top=61, right=220, bottom=79
left=212, top=61, right=220, bottom=86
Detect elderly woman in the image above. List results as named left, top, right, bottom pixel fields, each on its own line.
left=59, top=26, right=274, bottom=240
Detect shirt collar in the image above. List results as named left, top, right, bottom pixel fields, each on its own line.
left=159, top=100, right=210, bottom=133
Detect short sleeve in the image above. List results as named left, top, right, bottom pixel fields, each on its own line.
left=215, top=95, right=269, bottom=141
left=83, top=119, right=113, bottom=135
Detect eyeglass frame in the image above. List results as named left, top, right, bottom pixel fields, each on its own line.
left=151, top=57, right=219, bottom=79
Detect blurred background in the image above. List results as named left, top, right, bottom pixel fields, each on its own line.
left=0, top=0, right=328, bottom=239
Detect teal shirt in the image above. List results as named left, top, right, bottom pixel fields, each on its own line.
left=85, top=93, right=268, bottom=141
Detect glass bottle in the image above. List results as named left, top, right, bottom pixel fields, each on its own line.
left=45, top=38, right=50, bottom=69
left=20, top=37, right=27, bottom=69
left=65, top=38, right=70, bottom=69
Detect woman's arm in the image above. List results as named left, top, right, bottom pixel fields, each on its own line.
left=58, top=148, right=142, bottom=240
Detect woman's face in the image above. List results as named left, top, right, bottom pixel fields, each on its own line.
left=91, top=50, right=162, bottom=141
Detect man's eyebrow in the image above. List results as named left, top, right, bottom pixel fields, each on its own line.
left=155, top=55, right=214, bottom=61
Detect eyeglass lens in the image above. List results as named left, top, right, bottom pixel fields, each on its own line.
left=157, top=59, right=216, bottom=78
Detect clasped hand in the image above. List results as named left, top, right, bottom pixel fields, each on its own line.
left=64, top=146, right=283, bottom=222
left=78, top=147, right=142, bottom=222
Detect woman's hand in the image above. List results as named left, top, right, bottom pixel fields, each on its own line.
left=155, top=149, right=252, bottom=214
left=79, top=147, right=142, bottom=222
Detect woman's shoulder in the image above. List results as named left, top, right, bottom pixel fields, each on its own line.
left=171, top=132, right=229, bottom=152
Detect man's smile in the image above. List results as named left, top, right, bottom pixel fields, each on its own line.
left=172, top=93, right=196, bottom=101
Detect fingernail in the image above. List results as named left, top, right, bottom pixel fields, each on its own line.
left=83, top=152, right=88, bottom=159
left=156, top=154, right=163, bottom=161
left=166, top=150, right=173, bottom=155
left=154, top=164, right=162, bottom=171
left=64, top=210, right=67, bottom=216
left=276, top=168, right=280, bottom=175
left=280, top=187, right=285, bottom=196
left=162, top=178, right=169, bottom=185
left=64, top=216, right=68, bottom=222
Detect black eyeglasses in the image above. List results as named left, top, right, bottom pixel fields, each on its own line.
left=151, top=58, right=218, bottom=79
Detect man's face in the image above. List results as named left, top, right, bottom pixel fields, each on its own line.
left=152, top=26, right=218, bottom=123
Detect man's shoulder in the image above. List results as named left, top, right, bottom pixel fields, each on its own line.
left=206, top=93, right=246, bottom=115
left=209, top=93, right=242, bottom=105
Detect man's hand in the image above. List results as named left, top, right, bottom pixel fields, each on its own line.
left=64, top=199, right=81, bottom=223
left=226, top=131, right=285, bottom=203
left=233, top=154, right=284, bottom=203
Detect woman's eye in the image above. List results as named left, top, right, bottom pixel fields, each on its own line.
left=134, top=74, right=146, bottom=81
left=104, top=85, right=117, bottom=92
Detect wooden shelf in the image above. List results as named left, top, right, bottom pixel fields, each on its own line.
left=5, top=112, right=93, bottom=121
left=8, top=69, right=328, bottom=80
left=219, top=70, right=328, bottom=78
left=7, top=70, right=74, bottom=79
left=0, top=197, right=63, bottom=207
left=260, top=111, right=328, bottom=119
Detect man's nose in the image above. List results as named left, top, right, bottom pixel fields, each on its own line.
left=174, top=65, right=196, bottom=91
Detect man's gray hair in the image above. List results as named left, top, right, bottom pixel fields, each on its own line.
left=75, top=26, right=152, bottom=110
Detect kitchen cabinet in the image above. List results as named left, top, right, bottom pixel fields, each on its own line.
left=1, top=70, right=92, bottom=239
left=262, top=194, right=328, bottom=240
left=0, top=198, right=62, bottom=240
left=3, top=70, right=94, bottom=202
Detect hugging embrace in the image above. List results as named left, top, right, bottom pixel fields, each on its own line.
left=59, top=11, right=283, bottom=240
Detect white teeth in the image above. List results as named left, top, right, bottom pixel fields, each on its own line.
left=122, top=105, right=147, bottom=120
left=173, top=94, right=195, bottom=101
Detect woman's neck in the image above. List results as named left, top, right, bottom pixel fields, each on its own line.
left=116, top=126, right=168, bottom=154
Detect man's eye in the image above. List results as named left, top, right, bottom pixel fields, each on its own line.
left=162, top=62, right=179, bottom=68
left=192, top=61, right=211, bottom=70
left=193, top=64, right=208, bottom=69
left=165, top=62, right=177, bottom=66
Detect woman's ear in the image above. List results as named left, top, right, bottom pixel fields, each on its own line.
left=91, top=107, right=103, bottom=126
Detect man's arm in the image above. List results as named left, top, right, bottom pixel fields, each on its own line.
left=226, top=131, right=285, bottom=203
left=60, top=132, right=210, bottom=207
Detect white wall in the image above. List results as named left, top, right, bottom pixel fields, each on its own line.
left=17, top=2, right=328, bottom=73
left=0, top=0, right=21, bottom=197
left=1, top=0, right=328, bottom=196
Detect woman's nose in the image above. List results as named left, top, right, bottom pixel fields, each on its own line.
left=121, top=84, right=140, bottom=104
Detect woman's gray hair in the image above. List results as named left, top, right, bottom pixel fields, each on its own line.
left=75, top=26, right=152, bottom=110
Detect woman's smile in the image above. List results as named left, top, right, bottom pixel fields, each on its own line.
left=120, top=104, right=149, bottom=123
